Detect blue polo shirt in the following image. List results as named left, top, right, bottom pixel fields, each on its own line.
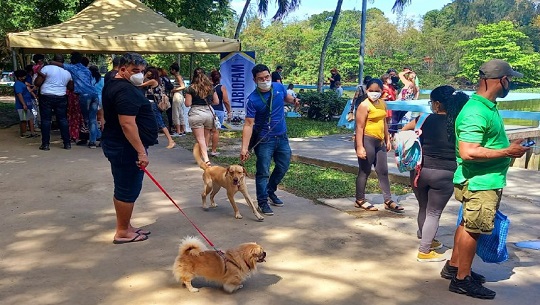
left=64, top=63, right=98, bottom=95
left=13, top=80, right=33, bottom=109
left=246, top=82, right=287, bottom=137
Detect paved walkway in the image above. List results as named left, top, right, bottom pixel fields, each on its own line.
left=1, top=127, right=539, bottom=305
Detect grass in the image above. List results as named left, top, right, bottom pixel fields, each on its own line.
left=212, top=155, right=410, bottom=201
left=0, top=101, right=18, bottom=128
left=286, top=117, right=349, bottom=138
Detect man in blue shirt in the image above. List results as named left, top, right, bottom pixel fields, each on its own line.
left=240, top=64, right=299, bottom=215
left=53, top=52, right=100, bottom=148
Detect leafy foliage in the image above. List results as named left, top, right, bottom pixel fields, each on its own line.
left=298, top=90, right=347, bottom=121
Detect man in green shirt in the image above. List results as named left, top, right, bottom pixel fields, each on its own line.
left=441, top=59, right=529, bottom=299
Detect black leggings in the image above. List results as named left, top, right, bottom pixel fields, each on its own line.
left=356, top=135, right=392, bottom=202
left=410, top=167, right=454, bottom=253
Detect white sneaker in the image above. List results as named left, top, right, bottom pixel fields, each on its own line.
left=209, top=151, right=220, bottom=156
left=171, top=133, right=180, bottom=138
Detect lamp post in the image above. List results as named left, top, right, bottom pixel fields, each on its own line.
left=358, top=0, right=368, bottom=85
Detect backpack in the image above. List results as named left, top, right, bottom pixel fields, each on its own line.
left=394, top=113, right=430, bottom=179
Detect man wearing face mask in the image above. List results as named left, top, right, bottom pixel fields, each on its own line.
left=444, top=59, right=528, bottom=299
left=101, top=52, right=157, bottom=244
left=240, top=64, right=298, bottom=216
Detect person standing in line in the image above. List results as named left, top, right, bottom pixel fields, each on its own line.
left=240, top=64, right=298, bottom=216
left=354, top=78, right=402, bottom=213
left=104, top=56, right=121, bottom=84
left=89, top=65, right=105, bottom=145
left=271, top=65, right=283, bottom=83
left=328, top=68, right=341, bottom=90
left=169, top=63, right=186, bottom=136
left=158, top=68, right=175, bottom=133
left=101, top=52, right=157, bottom=244
left=34, top=54, right=73, bottom=150
left=401, top=86, right=469, bottom=262
left=442, top=59, right=528, bottom=299
left=13, top=70, right=38, bottom=138
left=209, top=69, right=231, bottom=156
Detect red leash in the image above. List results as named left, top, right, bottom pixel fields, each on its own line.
left=140, top=166, right=217, bottom=249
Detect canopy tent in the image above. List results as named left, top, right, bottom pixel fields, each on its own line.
left=6, top=0, right=241, bottom=54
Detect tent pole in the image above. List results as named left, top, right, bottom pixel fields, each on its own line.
left=189, top=53, right=194, bottom=81
left=12, top=49, right=17, bottom=71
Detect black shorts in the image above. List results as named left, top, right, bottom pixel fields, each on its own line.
left=102, top=140, right=145, bottom=203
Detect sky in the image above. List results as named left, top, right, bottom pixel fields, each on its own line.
left=230, top=0, right=454, bottom=23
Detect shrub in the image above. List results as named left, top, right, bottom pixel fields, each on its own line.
left=0, top=85, right=14, bottom=96
left=298, top=90, right=347, bottom=121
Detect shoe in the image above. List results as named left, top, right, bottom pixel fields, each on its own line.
left=64, top=143, right=72, bottom=150
left=440, top=261, right=486, bottom=284
left=88, top=142, right=97, bottom=149
left=430, top=239, right=443, bottom=250
left=76, top=140, right=88, bottom=146
left=171, top=133, right=180, bottom=138
left=31, top=133, right=40, bottom=138
left=257, top=203, right=274, bottom=216
left=39, top=144, right=50, bottom=151
left=25, top=134, right=33, bottom=138
left=209, top=151, right=220, bottom=157
left=268, top=193, right=284, bottom=207
left=449, top=275, right=495, bottom=299
left=417, top=251, right=446, bottom=262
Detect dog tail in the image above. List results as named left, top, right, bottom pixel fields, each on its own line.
left=179, top=236, right=208, bottom=256
left=192, top=143, right=208, bottom=170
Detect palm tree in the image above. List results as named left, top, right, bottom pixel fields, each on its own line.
left=392, top=0, right=412, bottom=13
left=316, top=0, right=343, bottom=92
left=234, top=0, right=301, bottom=39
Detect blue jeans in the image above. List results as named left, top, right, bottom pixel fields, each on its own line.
left=253, top=134, right=291, bottom=205
left=39, top=94, right=70, bottom=145
left=80, top=93, right=100, bottom=143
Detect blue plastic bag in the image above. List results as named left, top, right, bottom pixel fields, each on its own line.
left=456, top=206, right=510, bottom=263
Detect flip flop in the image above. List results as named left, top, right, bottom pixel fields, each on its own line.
left=113, top=233, right=148, bottom=244
left=135, top=229, right=151, bottom=235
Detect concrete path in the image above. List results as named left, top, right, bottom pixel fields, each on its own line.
left=1, top=127, right=539, bottom=305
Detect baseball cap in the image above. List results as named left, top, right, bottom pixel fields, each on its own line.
left=479, top=59, right=523, bottom=79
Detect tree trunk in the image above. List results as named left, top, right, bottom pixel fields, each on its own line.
left=317, top=0, right=343, bottom=92
left=234, top=0, right=252, bottom=39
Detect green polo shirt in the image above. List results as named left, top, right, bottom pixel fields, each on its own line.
left=453, top=93, right=510, bottom=191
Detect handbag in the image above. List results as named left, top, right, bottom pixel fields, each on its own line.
left=157, top=93, right=171, bottom=111
left=205, top=96, right=221, bottom=129
left=456, top=205, right=510, bottom=263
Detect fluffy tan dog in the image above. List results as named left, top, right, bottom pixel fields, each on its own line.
left=193, top=143, right=264, bottom=221
left=172, top=236, right=266, bottom=293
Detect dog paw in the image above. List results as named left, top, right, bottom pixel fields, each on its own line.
left=210, top=203, right=218, bottom=208
left=235, top=214, right=243, bottom=219
left=256, top=215, right=264, bottom=221
left=188, top=288, right=200, bottom=293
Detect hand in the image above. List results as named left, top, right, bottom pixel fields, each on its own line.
left=99, top=119, right=105, bottom=131
left=386, top=139, right=392, bottom=152
left=137, top=153, right=149, bottom=168
left=506, top=139, right=530, bottom=158
left=23, top=105, right=28, bottom=111
left=240, top=148, right=250, bottom=162
left=356, top=147, right=367, bottom=159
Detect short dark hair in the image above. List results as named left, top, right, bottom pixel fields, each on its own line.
left=170, top=62, right=180, bottom=72
left=276, top=65, right=283, bottom=70
left=70, top=52, right=83, bottom=64
left=81, top=56, right=90, bottom=67
left=335, top=81, right=341, bottom=86
left=14, top=70, right=27, bottom=78
left=210, top=69, right=221, bottom=85
left=32, top=54, right=45, bottom=63
left=363, top=75, right=372, bottom=85
left=25, top=64, right=33, bottom=74
left=53, top=54, right=65, bottom=63
left=252, top=64, right=270, bottom=79
left=118, top=52, right=147, bottom=68
left=287, top=83, right=294, bottom=90
left=112, top=56, right=121, bottom=67
left=366, top=78, right=384, bottom=90
left=386, top=68, right=397, bottom=74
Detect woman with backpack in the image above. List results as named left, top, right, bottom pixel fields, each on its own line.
left=208, top=69, right=231, bottom=156
left=401, top=86, right=469, bottom=262
left=354, top=78, right=402, bottom=213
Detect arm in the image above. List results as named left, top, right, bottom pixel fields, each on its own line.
left=398, top=71, right=412, bottom=87
left=414, top=86, right=420, bottom=100
left=67, top=80, right=74, bottom=91
left=459, top=140, right=528, bottom=161
left=184, top=93, right=192, bottom=107
left=97, top=108, right=105, bottom=131
left=140, top=79, right=158, bottom=88
left=34, top=73, right=45, bottom=87
left=354, top=102, right=369, bottom=159
left=240, top=117, right=255, bottom=161
left=401, top=118, right=417, bottom=131
left=16, top=93, right=28, bottom=110
left=221, top=86, right=232, bottom=114
left=171, top=73, right=185, bottom=92
left=118, top=115, right=149, bottom=167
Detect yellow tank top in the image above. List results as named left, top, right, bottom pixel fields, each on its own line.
left=363, top=98, right=387, bottom=140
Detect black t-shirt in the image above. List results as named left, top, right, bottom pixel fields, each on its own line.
left=330, top=73, right=341, bottom=89
left=101, top=78, right=158, bottom=147
left=417, top=114, right=457, bottom=171
left=271, top=71, right=282, bottom=83
left=185, top=86, right=214, bottom=106
left=104, top=70, right=118, bottom=84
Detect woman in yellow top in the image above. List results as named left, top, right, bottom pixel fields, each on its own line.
left=354, top=78, right=404, bottom=213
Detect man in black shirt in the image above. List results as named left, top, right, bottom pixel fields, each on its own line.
left=101, top=52, right=157, bottom=244
left=328, top=68, right=341, bottom=90
left=271, top=65, right=283, bottom=83
left=104, top=56, right=121, bottom=84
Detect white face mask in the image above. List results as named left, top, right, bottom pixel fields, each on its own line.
left=367, top=92, right=381, bottom=101
left=387, top=79, right=392, bottom=85
left=257, top=80, right=272, bottom=91
left=129, top=72, right=144, bottom=86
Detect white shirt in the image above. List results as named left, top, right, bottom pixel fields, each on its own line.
left=40, top=65, right=72, bottom=96
left=286, top=89, right=296, bottom=99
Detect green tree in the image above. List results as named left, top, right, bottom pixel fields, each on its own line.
left=458, top=21, right=540, bottom=85
left=234, top=0, right=301, bottom=39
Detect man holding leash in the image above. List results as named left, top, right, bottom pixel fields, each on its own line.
left=240, top=64, right=299, bottom=216
left=443, top=59, right=528, bottom=299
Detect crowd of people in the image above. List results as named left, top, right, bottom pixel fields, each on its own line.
left=13, top=52, right=527, bottom=300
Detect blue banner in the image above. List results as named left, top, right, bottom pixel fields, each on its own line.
left=220, top=51, right=256, bottom=129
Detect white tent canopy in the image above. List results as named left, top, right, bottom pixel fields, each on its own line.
left=7, top=0, right=241, bottom=54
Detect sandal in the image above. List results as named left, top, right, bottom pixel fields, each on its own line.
left=354, top=199, right=378, bottom=211
left=384, top=200, right=404, bottom=213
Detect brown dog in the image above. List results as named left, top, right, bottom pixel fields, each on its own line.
left=193, top=143, right=264, bottom=221
left=172, top=236, right=266, bottom=293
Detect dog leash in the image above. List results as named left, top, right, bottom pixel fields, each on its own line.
left=139, top=166, right=221, bottom=252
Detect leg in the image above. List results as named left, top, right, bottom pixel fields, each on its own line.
left=201, top=176, right=212, bottom=209
left=226, top=189, right=243, bottom=219
left=208, top=184, right=220, bottom=208
left=19, top=120, right=27, bottom=137
left=211, top=127, right=219, bottom=153
left=192, top=127, right=210, bottom=163
left=79, top=94, right=91, bottom=140
left=88, top=95, right=99, bottom=144
left=267, top=136, right=292, bottom=196
left=373, top=142, right=392, bottom=202
left=240, top=187, right=265, bottom=220
left=254, top=140, right=274, bottom=205
left=28, top=115, right=36, bottom=134
left=355, top=136, right=376, bottom=201
left=53, top=96, right=71, bottom=145
left=411, top=169, right=429, bottom=239
left=112, top=196, right=143, bottom=241
left=182, top=275, right=199, bottom=292
left=39, top=96, right=52, bottom=146
left=162, top=127, right=176, bottom=149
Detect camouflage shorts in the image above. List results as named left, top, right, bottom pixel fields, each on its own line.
left=454, top=182, right=502, bottom=234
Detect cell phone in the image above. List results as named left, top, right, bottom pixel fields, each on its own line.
left=522, top=140, right=536, bottom=147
